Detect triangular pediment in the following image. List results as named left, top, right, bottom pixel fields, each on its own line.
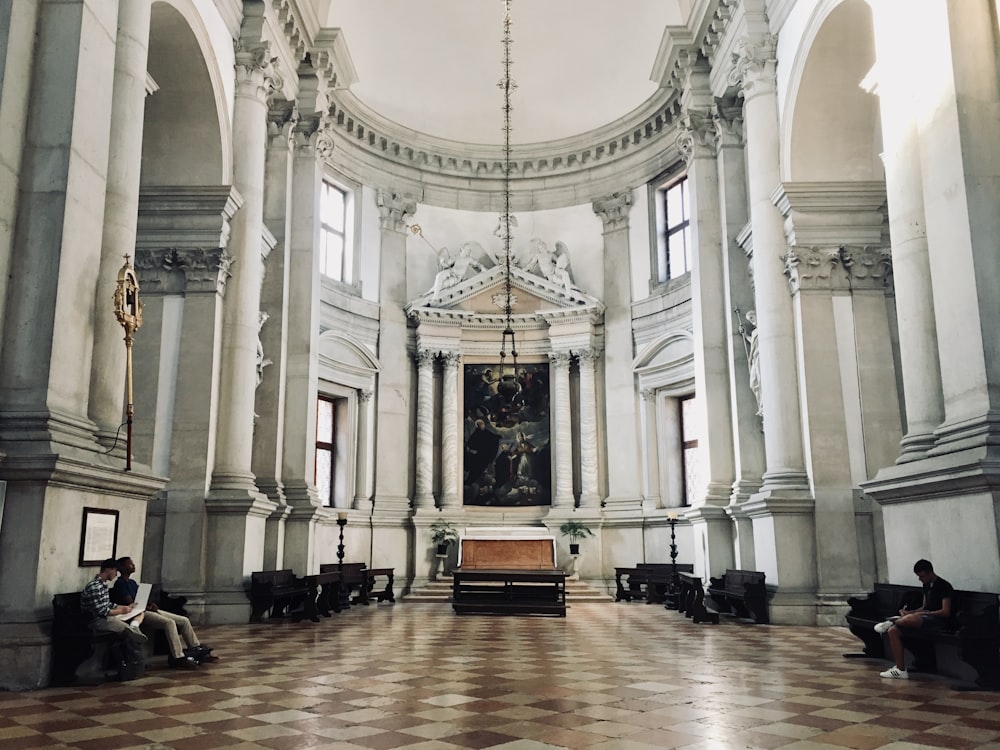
left=406, top=266, right=600, bottom=317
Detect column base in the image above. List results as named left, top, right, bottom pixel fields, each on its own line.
left=683, top=505, right=734, bottom=578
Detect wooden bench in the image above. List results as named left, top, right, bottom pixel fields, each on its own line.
left=318, top=563, right=394, bottom=606
left=298, top=571, right=342, bottom=622
left=845, top=582, right=1000, bottom=688
left=248, top=569, right=309, bottom=623
left=452, top=568, right=567, bottom=616
left=676, top=571, right=719, bottom=624
left=707, top=569, right=770, bottom=624
left=51, top=592, right=119, bottom=685
left=614, top=563, right=693, bottom=604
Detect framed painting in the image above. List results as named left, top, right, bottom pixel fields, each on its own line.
left=463, top=363, right=551, bottom=506
left=79, top=507, right=119, bottom=566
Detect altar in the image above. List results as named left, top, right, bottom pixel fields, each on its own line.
left=457, top=527, right=557, bottom=570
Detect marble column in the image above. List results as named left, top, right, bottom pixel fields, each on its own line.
left=867, top=0, right=943, bottom=463
left=593, top=192, right=642, bottom=513
left=203, top=12, right=279, bottom=619
left=577, top=349, right=601, bottom=507
left=732, top=29, right=814, bottom=623
left=373, top=189, right=416, bottom=515
left=413, top=349, right=436, bottom=509
left=90, top=0, right=152, bottom=448
left=440, top=351, right=461, bottom=508
left=549, top=351, right=575, bottom=508
left=280, top=91, right=333, bottom=575
left=354, top=389, right=374, bottom=509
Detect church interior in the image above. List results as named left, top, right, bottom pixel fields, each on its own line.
left=1, top=0, right=1000, bottom=724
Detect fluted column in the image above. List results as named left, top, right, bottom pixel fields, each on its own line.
left=90, top=0, right=152, bottom=447
left=577, top=349, right=601, bottom=507
left=440, top=351, right=461, bottom=508
left=413, top=349, right=436, bottom=509
left=593, top=192, right=642, bottom=512
left=210, top=20, right=279, bottom=495
left=549, top=351, right=574, bottom=507
left=354, top=389, right=374, bottom=509
left=732, top=34, right=808, bottom=492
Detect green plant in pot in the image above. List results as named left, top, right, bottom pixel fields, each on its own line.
left=430, top=520, right=459, bottom=556
left=559, top=520, right=594, bottom=555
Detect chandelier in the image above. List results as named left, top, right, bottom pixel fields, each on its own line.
left=496, top=0, right=519, bottom=402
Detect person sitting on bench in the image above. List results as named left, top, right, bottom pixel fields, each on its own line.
left=81, top=558, right=148, bottom=644
left=874, top=558, right=953, bottom=680
left=110, top=556, right=218, bottom=670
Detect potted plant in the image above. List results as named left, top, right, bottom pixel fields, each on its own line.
left=559, top=520, right=595, bottom=555
left=430, top=520, right=459, bottom=556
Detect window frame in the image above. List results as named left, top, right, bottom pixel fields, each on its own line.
left=318, top=172, right=360, bottom=294
left=647, top=165, right=692, bottom=292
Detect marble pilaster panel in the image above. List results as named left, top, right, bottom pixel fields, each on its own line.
left=576, top=349, right=601, bottom=507
left=354, top=389, right=375, bottom=509
left=413, top=349, right=436, bottom=509
left=639, top=388, right=661, bottom=509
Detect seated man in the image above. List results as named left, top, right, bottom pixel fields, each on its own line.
left=110, top=556, right=218, bottom=670
left=81, top=558, right=148, bottom=643
left=874, top=558, right=954, bottom=679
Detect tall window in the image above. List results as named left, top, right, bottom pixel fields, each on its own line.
left=679, top=394, right=703, bottom=506
left=320, top=180, right=350, bottom=282
left=315, top=396, right=336, bottom=506
left=655, top=175, right=692, bottom=284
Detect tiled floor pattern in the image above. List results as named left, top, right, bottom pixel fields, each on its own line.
left=3, top=602, right=1000, bottom=750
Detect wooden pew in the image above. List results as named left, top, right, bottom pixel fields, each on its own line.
left=614, top=563, right=693, bottom=604
left=844, top=583, right=1000, bottom=688
left=707, top=569, right=770, bottom=624
left=318, top=563, right=395, bottom=606
left=676, top=571, right=719, bottom=624
left=248, top=569, right=309, bottom=623
left=51, top=592, right=119, bottom=685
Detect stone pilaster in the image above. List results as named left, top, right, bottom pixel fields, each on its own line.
left=373, top=188, right=416, bottom=514
left=413, top=349, right=436, bottom=509
left=440, top=351, right=461, bottom=508
left=639, top=388, right=662, bottom=509
left=354, top=389, right=374, bottom=510
left=576, top=349, right=601, bottom=507
left=715, top=99, right=765, bottom=507
left=549, top=351, right=574, bottom=508
left=593, top=192, right=642, bottom=514
left=90, top=0, right=152, bottom=448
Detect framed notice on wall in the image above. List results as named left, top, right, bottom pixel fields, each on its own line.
left=79, top=507, right=119, bottom=567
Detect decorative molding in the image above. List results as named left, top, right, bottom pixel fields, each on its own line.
left=593, top=192, right=634, bottom=231
left=548, top=351, right=572, bottom=368
left=841, top=245, right=893, bottom=291
left=713, top=98, right=744, bottom=148
left=439, top=350, right=461, bottom=368
left=576, top=348, right=602, bottom=365
left=267, top=98, right=297, bottom=149
left=358, top=389, right=374, bottom=403
left=676, top=109, right=718, bottom=165
left=728, top=35, right=778, bottom=98
left=415, top=349, right=436, bottom=368
left=782, top=246, right=848, bottom=293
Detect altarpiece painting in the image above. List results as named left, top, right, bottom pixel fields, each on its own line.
left=463, top=363, right=551, bottom=506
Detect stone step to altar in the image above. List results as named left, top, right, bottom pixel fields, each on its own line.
left=404, top=576, right=614, bottom=603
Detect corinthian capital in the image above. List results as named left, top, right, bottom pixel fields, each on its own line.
left=782, top=246, right=849, bottom=294
left=234, top=40, right=283, bottom=103
left=592, top=192, right=633, bottom=231
left=377, top=188, right=416, bottom=232
left=728, top=35, right=778, bottom=98
left=676, top=109, right=718, bottom=165
left=713, top=98, right=745, bottom=147
left=842, top=245, right=893, bottom=290
left=548, top=351, right=572, bottom=368
left=267, top=98, right=297, bottom=149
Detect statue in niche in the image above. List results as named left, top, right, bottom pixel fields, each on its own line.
left=737, top=308, right=762, bottom=416
left=256, top=310, right=272, bottom=387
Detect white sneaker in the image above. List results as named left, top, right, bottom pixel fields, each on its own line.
left=874, top=620, right=893, bottom=634
left=880, top=666, right=908, bottom=679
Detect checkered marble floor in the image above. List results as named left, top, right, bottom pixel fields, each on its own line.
left=4, top=602, right=1000, bottom=750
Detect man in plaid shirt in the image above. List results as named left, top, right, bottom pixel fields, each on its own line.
left=81, top=558, right=148, bottom=643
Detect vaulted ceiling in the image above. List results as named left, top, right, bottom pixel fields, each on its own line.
left=322, top=1, right=682, bottom=145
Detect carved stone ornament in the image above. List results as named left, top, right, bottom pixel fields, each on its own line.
left=782, top=246, right=849, bottom=294
left=134, top=247, right=234, bottom=294
left=640, top=388, right=656, bottom=402
left=728, top=35, right=778, bottom=96
left=377, top=188, right=416, bottom=232
left=267, top=98, right=297, bottom=148
left=234, top=41, right=283, bottom=103
left=713, top=98, right=745, bottom=147
left=415, top=349, right=436, bottom=367
left=358, top=389, right=374, bottom=402
left=841, top=245, right=893, bottom=290
left=592, top=192, right=633, bottom=231
left=575, top=348, right=602, bottom=365
left=676, top=110, right=717, bottom=165
left=547, top=351, right=572, bottom=368
left=440, top=350, right=461, bottom=368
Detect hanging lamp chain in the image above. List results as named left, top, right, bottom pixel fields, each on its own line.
left=499, top=0, right=518, bottom=364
